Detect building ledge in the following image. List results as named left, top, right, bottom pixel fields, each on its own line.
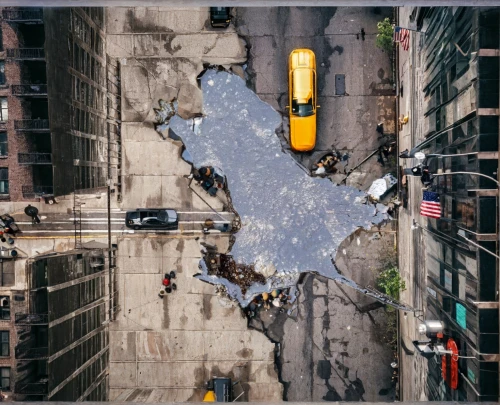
left=467, top=189, right=498, bottom=197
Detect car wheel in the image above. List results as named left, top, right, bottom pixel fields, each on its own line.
left=134, top=226, right=140, bottom=230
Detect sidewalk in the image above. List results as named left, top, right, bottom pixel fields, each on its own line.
left=396, top=6, right=430, bottom=402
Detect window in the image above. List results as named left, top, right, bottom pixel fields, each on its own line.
left=0, top=98, right=7, bottom=122
left=0, top=261, right=14, bottom=287
left=0, top=368, right=10, bottom=391
left=145, top=219, right=161, bottom=225
left=0, top=133, right=7, bottom=156
left=0, top=297, right=9, bottom=320
left=0, top=62, right=5, bottom=86
left=0, top=332, right=8, bottom=356
left=0, top=169, right=7, bottom=195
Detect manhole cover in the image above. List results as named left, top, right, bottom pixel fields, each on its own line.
left=335, top=74, right=345, bottom=95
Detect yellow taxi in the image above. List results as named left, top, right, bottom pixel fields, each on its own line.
left=288, top=48, right=318, bottom=152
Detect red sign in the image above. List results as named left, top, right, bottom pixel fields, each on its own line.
left=441, top=338, right=459, bottom=389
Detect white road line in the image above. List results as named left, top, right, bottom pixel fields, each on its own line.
left=69, top=218, right=124, bottom=221
left=177, top=211, right=233, bottom=214
left=15, top=221, right=123, bottom=225
left=18, top=230, right=130, bottom=234
left=179, top=221, right=230, bottom=224
left=80, top=208, right=124, bottom=212
left=16, top=220, right=230, bottom=225
left=18, top=229, right=222, bottom=234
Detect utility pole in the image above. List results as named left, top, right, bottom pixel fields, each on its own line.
left=107, top=97, right=114, bottom=322
left=107, top=180, right=113, bottom=322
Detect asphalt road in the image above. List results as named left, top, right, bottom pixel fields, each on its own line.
left=9, top=209, right=234, bottom=237
left=234, top=7, right=396, bottom=184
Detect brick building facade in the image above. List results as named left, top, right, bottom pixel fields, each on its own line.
left=0, top=7, right=121, bottom=201
left=0, top=6, right=121, bottom=400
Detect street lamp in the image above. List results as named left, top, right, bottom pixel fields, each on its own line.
left=457, top=228, right=500, bottom=260
left=430, top=171, right=499, bottom=186
left=400, top=150, right=482, bottom=160
left=404, top=163, right=499, bottom=187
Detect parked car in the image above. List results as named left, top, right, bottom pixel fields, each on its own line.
left=125, top=209, right=178, bottom=230
left=210, top=7, right=231, bottom=28
left=287, top=48, right=319, bottom=152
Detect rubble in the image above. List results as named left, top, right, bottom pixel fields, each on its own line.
left=154, top=98, right=178, bottom=136
left=367, top=173, right=398, bottom=202
left=204, top=253, right=266, bottom=294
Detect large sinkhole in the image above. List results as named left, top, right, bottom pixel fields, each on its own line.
left=157, top=68, right=393, bottom=306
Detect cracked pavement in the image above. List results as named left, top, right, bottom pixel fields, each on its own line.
left=253, top=226, right=396, bottom=401
left=106, top=7, right=283, bottom=401
left=235, top=7, right=397, bottom=189
left=104, top=6, right=398, bottom=402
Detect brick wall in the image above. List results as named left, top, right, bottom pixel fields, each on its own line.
left=0, top=15, right=40, bottom=202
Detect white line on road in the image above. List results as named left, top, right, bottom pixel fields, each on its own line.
left=69, top=218, right=124, bottom=221
left=18, top=229, right=222, bottom=234
left=18, top=229, right=131, bottom=234
left=179, top=221, right=230, bottom=224
left=15, top=221, right=123, bottom=225
left=177, top=211, right=233, bottom=214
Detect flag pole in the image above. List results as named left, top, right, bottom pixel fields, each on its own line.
left=392, top=24, right=421, bottom=33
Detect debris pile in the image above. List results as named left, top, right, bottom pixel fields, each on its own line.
left=312, top=150, right=350, bottom=176
left=205, top=253, right=266, bottom=294
left=154, top=98, right=178, bottom=136
left=367, top=173, right=398, bottom=202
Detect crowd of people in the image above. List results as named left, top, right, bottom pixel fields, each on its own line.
left=159, top=271, right=177, bottom=296
left=245, top=289, right=293, bottom=318
left=0, top=214, right=18, bottom=245
left=193, top=166, right=226, bottom=197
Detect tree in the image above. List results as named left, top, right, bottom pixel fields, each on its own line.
left=376, top=18, right=394, bottom=53
left=377, top=267, right=406, bottom=300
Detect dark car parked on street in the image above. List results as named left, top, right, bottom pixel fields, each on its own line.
left=125, top=209, right=179, bottom=230
left=210, top=7, right=231, bottom=28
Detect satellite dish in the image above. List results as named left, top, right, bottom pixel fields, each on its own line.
left=414, top=152, right=426, bottom=160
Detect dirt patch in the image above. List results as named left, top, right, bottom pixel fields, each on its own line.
left=204, top=254, right=266, bottom=294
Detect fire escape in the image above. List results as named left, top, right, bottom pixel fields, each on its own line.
left=14, top=313, right=49, bottom=397
left=4, top=8, right=54, bottom=200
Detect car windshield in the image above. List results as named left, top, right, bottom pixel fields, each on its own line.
left=211, top=7, right=228, bottom=18
left=291, top=100, right=314, bottom=117
left=157, top=212, right=168, bottom=222
left=158, top=210, right=177, bottom=223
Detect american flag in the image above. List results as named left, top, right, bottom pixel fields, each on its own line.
left=393, top=26, right=410, bottom=51
left=421, top=191, right=441, bottom=219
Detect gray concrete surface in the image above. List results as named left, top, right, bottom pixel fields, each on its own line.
left=120, top=122, right=224, bottom=211
left=234, top=7, right=396, bottom=189
left=106, top=6, right=246, bottom=124
left=106, top=8, right=283, bottom=401
left=106, top=6, right=400, bottom=402
left=397, top=6, right=430, bottom=402
left=252, top=226, right=396, bottom=402
left=110, top=235, right=283, bottom=402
